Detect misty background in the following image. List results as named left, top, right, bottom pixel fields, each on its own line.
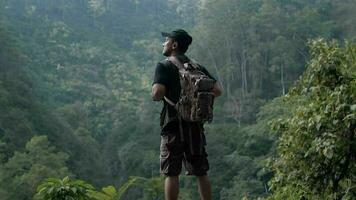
left=0, top=0, right=355, bottom=199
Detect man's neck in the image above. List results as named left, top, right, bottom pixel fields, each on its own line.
left=169, top=52, right=186, bottom=58
left=170, top=51, right=182, bottom=56
left=168, top=54, right=189, bottom=64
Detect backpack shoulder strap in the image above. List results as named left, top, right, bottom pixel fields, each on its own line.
left=188, top=58, right=201, bottom=69
left=164, top=96, right=176, bottom=108
left=167, top=56, right=185, bottom=70
left=168, top=56, right=204, bottom=73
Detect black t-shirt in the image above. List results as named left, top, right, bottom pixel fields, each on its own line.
left=152, top=55, right=216, bottom=133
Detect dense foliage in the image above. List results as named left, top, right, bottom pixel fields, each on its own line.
left=35, top=176, right=95, bottom=200
left=0, top=0, right=355, bottom=199
left=266, top=40, right=355, bottom=200
left=34, top=176, right=163, bottom=200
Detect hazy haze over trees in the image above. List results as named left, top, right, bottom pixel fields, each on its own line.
left=0, top=0, right=355, bottom=199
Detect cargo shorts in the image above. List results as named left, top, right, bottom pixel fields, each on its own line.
left=160, top=121, right=209, bottom=176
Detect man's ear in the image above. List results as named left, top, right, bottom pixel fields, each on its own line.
left=172, top=41, right=178, bottom=50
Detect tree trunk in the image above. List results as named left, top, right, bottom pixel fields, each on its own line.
left=280, top=63, right=285, bottom=95
left=241, top=50, right=248, bottom=97
left=197, top=41, right=224, bottom=89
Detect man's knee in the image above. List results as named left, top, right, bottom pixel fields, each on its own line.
left=165, top=175, right=179, bottom=180
left=196, top=175, right=210, bottom=183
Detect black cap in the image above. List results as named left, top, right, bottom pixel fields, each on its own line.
left=161, top=29, right=193, bottom=46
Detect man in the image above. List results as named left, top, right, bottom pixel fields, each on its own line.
left=152, top=29, right=222, bottom=200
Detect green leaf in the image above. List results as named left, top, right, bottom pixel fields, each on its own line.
left=101, top=186, right=117, bottom=197
left=350, top=104, right=356, bottom=111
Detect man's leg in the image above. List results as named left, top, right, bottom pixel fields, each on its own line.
left=197, top=175, right=212, bottom=200
left=165, top=176, right=179, bottom=200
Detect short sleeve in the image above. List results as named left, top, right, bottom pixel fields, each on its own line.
left=153, top=62, right=170, bottom=86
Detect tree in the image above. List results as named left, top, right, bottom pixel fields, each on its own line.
left=0, top=136, right=70, bottom=200
left=266, top=39, right=356, bottom=199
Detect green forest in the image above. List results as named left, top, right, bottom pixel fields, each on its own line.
left=0, top=0, right=355, bottom=199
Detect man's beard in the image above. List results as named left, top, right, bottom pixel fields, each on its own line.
left=163, top=52, right=170, bottom=56
left=162, top=48, right=172, bottom=57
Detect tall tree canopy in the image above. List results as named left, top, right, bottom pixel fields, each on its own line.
left=267, top=40, right=355, bottom=199
left=0, top=0, right=355, bottom=199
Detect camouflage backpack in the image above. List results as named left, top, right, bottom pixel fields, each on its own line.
left=164, top=56, right=215, bottom=123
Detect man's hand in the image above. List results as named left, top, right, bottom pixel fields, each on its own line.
left=212, top=82, right=223, bottom=97
left=152, top=83, right=166, bottom=101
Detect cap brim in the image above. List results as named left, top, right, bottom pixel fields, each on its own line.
left=161, top=32, right=171, bottom=37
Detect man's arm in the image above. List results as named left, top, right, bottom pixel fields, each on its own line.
left=152, top=62, right=169, bottom=101
left=152, top=83, right=166, bottom=101
left=212, top=81, right=222, bottom=97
